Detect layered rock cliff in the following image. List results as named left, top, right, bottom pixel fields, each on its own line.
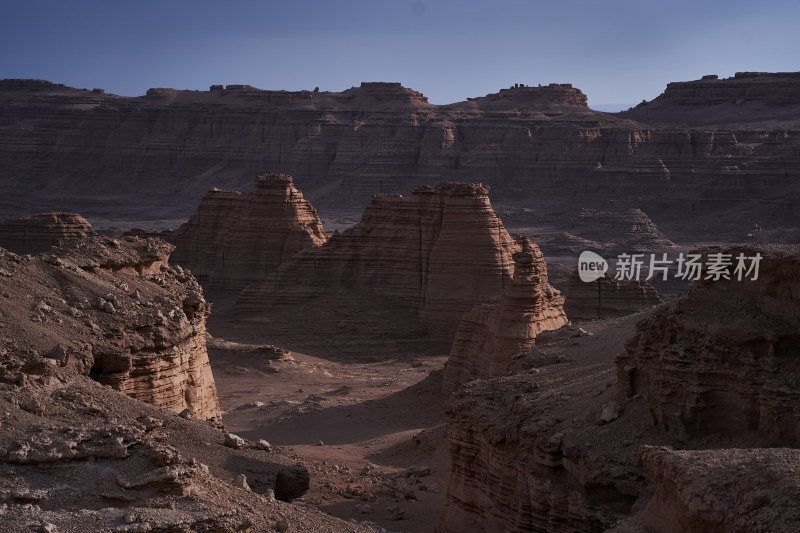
left=442, top=235, right=567, bottom=393
left=439, top=244, right=800, bottom=532
left=564, top=271, right=662, bottom=321
left=3, top=77, right=800, bottom=241
left=167, top=173, right=328, bottom=295
left=237, top=182, right=519, bottom=337
left=0, top=211, right=97, bottom=254
left=616, top=244, right=800, bottom=444
left=0, top=234, right=221, bottom=422
left=438, top=313, right=661, bottom=533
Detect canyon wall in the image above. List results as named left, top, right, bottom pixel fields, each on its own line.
left=439, top=244, right=800, bottom=532
left=442, top=235, right=567, bottom=393
left=0, top=233, right=221, bottom=422
left=2, top=77, right=800, bottom=240
left=617, top=244, right=800, bottom=444
left=167, top=173, right=328, bottom=295
left=237, top=182, right=519, bottom=336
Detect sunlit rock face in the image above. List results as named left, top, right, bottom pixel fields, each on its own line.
left=237, top=182, right=520, bottom=339
left=168, top=173, right=328, bottom=296
left=0, top=234, right=221, bottom=422
left=442, top=235, right=568, bottom=394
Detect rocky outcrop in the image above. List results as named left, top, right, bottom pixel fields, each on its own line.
left=616, top=245, right=800, bottom=444
left=167, top=173, right=328, bottom=295
left=3, top=77, right=800, bottom=243
left=564, top=271, right=662, bottom=321
left=439, top=244, right=800, bottom=533
left=0, top=347, right=367, bottom=532
left=442, top=235, right=567, bottom=393
left=614, top=446, right=800, bottom=533
left=238, top=182, right=519, bottom=336
left=0, top=211, right=97, bottom=254
left=437, top=313, right=660, bottom=533
left=0, top=235, right=221, bottom=422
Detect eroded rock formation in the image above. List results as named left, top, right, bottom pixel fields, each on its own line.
left=0, top=235, right=221, bottom=422
left=0, top=211, right=97, bottom=254
left=0, top=347, right=366, bottom=532
left=564, top=270, right=662, bottom=321
left=617, top=245, right=800, bottom=444
left=167, top=173, right=328, bottom=295
left=442, top=235, right=568, bottom=393
left=3, top=77, right=800, bottom=242
left=439, top=244, right=800, bottom=533
left=238, top=182, right=519, bottom=337
left=612, top=446, right=800, bottom=533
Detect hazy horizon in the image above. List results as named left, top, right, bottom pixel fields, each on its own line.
left=2, top=0, right=798, bottom=108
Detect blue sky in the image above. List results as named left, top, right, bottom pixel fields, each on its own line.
left=2, top=0, right=798, bottom=109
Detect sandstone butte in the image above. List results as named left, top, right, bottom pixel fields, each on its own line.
left=166, top=173, right=328, bottom=296
left=563, top=270, right=662, bottom=321
left=236, top=181, right=520, bottom=338
left=0, top=211, right=97, bottom=254
left=0, top=233, right=221, bottom=422
left=438, top=244, right=800, bottom=533
left=2, top=74, right=800, bottom=242
left=442, top=235, right=568, bottom=393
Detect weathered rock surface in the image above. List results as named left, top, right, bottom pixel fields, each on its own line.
left=438, top=314, right=663, bottom=533
left=617, top=245, right=800, bottom=444
left=3, top=77, right=800, bottom=241
left=613, top=446, right=800, bottom=533
left=167, top=173, right=328, bottom=295
left=564, top=270, right=662, bottom=321
left=0, top=235, right=220, bottom=421
left=442, top=235, right=567, bottom=393
left=237, top=182, right=519, bottom=338
left=0, top=211, right=97, bottom=254
left=439, top=245, right=800, bottom=533
left=0, top=348, right=368, bottom=532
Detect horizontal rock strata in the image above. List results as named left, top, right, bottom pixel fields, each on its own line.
left=0, top=235, right=221, bottom=421
left=439, top=245, right=800, bottom=532
left=238, top=182, right=519, bottom=337
left=0, top=211, right=97, bottom=254
left=442, top=235, right=568, bottom=393
left=167, top=173, right=328, bottom=295
left=3, top=77, right=800, bottom=243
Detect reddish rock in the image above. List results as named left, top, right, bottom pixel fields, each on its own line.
left=168, top=173, right=328, bottom=295
left=442, top=235, right=568, bottom=393
left=439, top=245, right=800, bottom=533
left=0, top=212, right=97, bottom=254
left=237, top=182, right=519, bottom=337
left=0, top=235, right=221, bottom=422
left=4, top=77, right=800, bottom=244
